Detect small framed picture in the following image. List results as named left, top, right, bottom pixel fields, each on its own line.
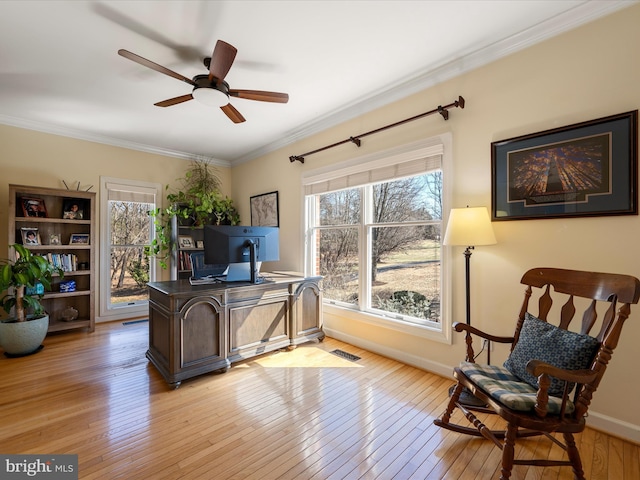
left=69, top=233, right=90, bottom=245
left=196, top=240, right=204, bottom=249
left=250, top=191, right=279, bottom=227
left=21, top=197, right=47, bottom=218
left=178, top=235, right=195, bottom=248
left=62, top=199, right=85, bottom=220
left=21, top=227, right=41, bottom=246
left=49, top=233, right=61, bottom=245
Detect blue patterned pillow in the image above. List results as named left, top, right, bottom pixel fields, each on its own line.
left=503, top=313, right=600, bottom=396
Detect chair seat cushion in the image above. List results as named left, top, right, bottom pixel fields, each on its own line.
left=458, top=362, right=575, bottom=414
left=503, top=313, right=600, bottom=396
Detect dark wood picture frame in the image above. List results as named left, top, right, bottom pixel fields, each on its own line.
left=62, top=198, right=85, bottom=220
left=250, top=191, right=279, bottom=227
left=21, top=197, right=47, bottom=217
left=491, top=110, right=638, bottom=221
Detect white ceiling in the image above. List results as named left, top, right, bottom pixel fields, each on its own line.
left=0, top=1, right=635, bottom=166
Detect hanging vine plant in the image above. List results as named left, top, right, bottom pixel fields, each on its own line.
left=146, top=160, right=240, bottom=269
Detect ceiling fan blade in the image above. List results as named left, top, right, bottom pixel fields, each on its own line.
left=221, top=103, right=246, bottom=123
left=155, top=94, right=194, bottom=107
left=209, top=40, right=237, bottom=82
left=228, top=89, right=289, bottom=103
left=118, top=49, right=196, bottom=86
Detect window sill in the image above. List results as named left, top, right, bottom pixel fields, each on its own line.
left=323, top=303, right=452, bottom=344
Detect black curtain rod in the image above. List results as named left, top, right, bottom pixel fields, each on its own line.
left=289, top=95, right=465, bottom=164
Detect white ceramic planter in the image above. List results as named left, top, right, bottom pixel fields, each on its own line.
left=0, top=315, right=49, bottom=356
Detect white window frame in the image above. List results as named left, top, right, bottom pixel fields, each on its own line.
left=302, top=135, right=453, bottom=344
left=99, top=176, right=162, bottom=322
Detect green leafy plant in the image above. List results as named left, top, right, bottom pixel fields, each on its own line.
left=145, top=160, right=240, bottom=269
left=127, top=256, right=150, bottom=288
left=0, top=244, right=64, bottom=322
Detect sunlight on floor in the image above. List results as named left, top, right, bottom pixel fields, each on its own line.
left=253, top=345, right=363, bottom=369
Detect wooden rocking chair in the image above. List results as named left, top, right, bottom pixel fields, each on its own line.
left=434, top=267, right=640, bottom=480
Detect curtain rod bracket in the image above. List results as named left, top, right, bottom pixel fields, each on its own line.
left=289, top=95, right=465, bottom=164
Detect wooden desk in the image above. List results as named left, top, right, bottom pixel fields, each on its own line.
left=147, top=273, right=323, bottom=388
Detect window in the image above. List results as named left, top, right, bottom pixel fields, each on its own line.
left=303, top=136, right=451, bottom=340
left=99, top=177, right=161, bottom=320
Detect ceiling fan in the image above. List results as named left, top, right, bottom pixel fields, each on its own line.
left=118, top=40, right=288, bottom=124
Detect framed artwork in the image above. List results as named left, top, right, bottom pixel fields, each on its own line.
left=49, top=233, right=61, bottom=245
left=69, top=233, right=90, bottom=245
left=196, top=240, right=204, bottom=249
left=178, top=235, right=195, bottom=248
left=21, top=227, right=40, bottom=246
left=250, top=191, right=279, bottom=227
left=62, top=199, right=85, bottom=219
left=491, top=110, right=638, bottom=221
left=21, top=197, right=47, bottom=217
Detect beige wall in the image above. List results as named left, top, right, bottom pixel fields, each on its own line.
left=1, top=5, right=638, bottom=441
left=0, top=126, right=232, bottom=310
left=231, top=5, right=640, bottom=441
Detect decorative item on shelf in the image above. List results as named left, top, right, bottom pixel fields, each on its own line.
left=69, top=233, right=90, bottom=245
left=20, top=197, right=47, bottom=217
left=21, top=227, right=40, bottom=246
left=26, top=282, right=45, bottom=296
left=49, top=233, right=61, bottom=245
left=62, top=198, right=85, bottom=219
left=60, top=306, right=79, bottom=322
left=59, top=280, right=76, bottom=293
left=78, top=262, right=89, bottom=270
left=178, top=235, right=195, bottom=248
left=196, top=240, right=204, bottom=249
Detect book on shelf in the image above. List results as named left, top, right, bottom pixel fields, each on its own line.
left=178, top=251, right=193, bottom=271
left=39, top=253, right=78, bottom=272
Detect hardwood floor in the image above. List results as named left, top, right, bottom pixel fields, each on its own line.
left=0, top=321, right=637, bottom=479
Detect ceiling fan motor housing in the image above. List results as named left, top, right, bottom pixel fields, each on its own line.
left=193, top=75, right=229, bottom=96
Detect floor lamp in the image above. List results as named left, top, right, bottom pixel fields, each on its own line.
left=443, top=206, right=497, bottom=405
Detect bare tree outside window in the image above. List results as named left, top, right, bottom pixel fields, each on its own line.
left=109, top=201, right=152, bottom=305
left=311, top=171, right=442, bottom=323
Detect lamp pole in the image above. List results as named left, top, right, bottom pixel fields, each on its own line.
left=443, top=206, right=496, bottom=405
left=464, top=246, right=473, bottom=326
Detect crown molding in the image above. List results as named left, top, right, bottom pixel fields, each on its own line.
left=1, top=1, right=633, bottom=168
left=231, top=0, right=635, bottom=166
left=0, top=114, right=231, bottom=168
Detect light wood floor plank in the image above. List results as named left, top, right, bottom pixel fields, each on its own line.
left=0, top=320, right=636, bottom=479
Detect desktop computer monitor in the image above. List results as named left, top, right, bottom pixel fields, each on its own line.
left=203, top=225, right=279, bottom=283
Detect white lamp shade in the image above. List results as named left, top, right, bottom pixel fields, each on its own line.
left=192, top=87, right=228, bottom=107
left=443, top=206, right=496, bottom=247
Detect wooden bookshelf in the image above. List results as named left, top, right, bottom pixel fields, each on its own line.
left=8, top=184, right=95, bottom=333
left=170, top=215, right=204, bottom=281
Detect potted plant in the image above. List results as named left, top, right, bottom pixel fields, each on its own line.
left=147, top=159, right=240, bottom=269
left=0, top=244, right=63, bottom=356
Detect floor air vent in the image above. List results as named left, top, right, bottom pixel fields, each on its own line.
left=330, top=349, right=361, bottom=362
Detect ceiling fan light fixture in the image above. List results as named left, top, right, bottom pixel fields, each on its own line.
left=192, top=87, right=228, bottom=107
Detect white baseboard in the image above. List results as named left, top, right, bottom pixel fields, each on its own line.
left=323, top=327, right=454, bottom=380
left=323, top=327, right=640, bottom=445
left=586, top=411, right=640, bottom=444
